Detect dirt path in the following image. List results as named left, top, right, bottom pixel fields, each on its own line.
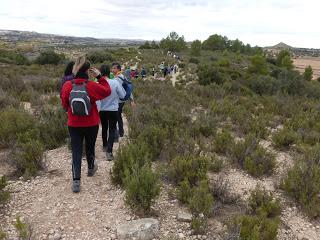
left=170, top=70, right=180, bottom=87
left=1, top=118, right=132, bottom=240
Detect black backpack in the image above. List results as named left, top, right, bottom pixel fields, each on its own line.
left=69, top=81, right=91, bottom=116
left=118, top=77, right=133, bottom=101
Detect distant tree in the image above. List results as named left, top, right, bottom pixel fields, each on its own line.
left=191, top=40, right=202, bottom=56
left=276, top=50, right=294, bottom=70
left=304, top=65, right=313, bottom=81
left=160, top=32, right=187, bottom=51
left=139, top=41, right=151, bottom=49
left=35, top=51, right=65, bottom=65
left=248, top=55, right=269, bottom=75
left=150, top=40, right=159, bottom=49
left=202, top=34, right=229, bottom=51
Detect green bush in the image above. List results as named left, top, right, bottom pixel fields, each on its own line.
left=35, top=51, right=65, bottom=65
left=38, top=106, right=68, bottom=149
left=209, top=156, right=224, bottom=173
left=0, top=108, right=36, bottom=148
left=213, top=130, right=234, bottom=155
left=0, top=176, right=10, bottom=204
left=0, top=231, right=6, bottom=240
left=12, top=139, right=44, bottom=178
left=177, top=178, right=193, bottom=204
left=282, top=145, right=320, bottom=217
left=248, top=186, right=281, bottom=218
left=168, top=155, right=208, bottom=185
left=231, top=135, right=275, bottom=177
left=236, top=187, right=280, bottom=240
left=87, top=50, right=114, bottom=63
left=14, top=216, right=31, bottom=240
left=198, top=64, right=226, bottom=85
left=272, top=127, right=298, bottom=149
left=189, top=57, right=200, bottom=64
left=111, top=143, right=150, bottom=185
left=189, top=181, right=214, bottom=234
left=124, top=164, right=160, bottom=214
left=237, top=215, right=279, bottom=240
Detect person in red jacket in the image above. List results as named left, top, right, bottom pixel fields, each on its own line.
left=61, top=57, right=111, bottom=193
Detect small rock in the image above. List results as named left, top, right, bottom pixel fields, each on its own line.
left=177, top=212, right=192, bottom=223
left=117, top=218, right=159, bottom=240
left=110, top=234, right=116, bottom=240
left=178, top=233, right=185, bottom=239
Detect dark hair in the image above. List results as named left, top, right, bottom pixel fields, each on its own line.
left=78, top=61, right=91, bottom=73
left=111, top=62, right=121, bottom=70
left=64, top=61, right=75, bottom=76
left=100, top=64, right=110, bottom=77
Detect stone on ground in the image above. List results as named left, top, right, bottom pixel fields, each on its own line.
left=116, top=218, right=159, bottom=240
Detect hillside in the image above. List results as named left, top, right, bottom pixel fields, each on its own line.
left=1, top=33, right=320, bottom=239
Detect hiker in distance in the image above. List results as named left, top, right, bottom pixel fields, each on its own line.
left=61, top=57, right=111, bottom=193
left=97, top=65, right=126, bottom=161
left=111, top=62, right=135, bottom=139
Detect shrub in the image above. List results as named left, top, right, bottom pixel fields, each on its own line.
left=236, top=187, right=280, bottom=240
left=124, top=164, right=160, bottom=214
left=111, top=143, right=150, bottom=185
left=177, top=178, right=193, bottom=204
left=209, top=156, right=224, bottom=173
left=213, top=130, right=234, bottom=155
left=189, top=57, right=200, bottom=64
left=38, top=106, right=68, bottom=149
left=248, top=186, right=281, bottom=218
left=87, top=50, right=114, bottom=63
left=231, top=135, right=275, bottom=177
left=35, top=51, right=65, bottom=65
left=237, top=215, right=279, bottom=240
left=282, top=145, right=320, bottom=217
left=0, top=231, right=5, bottom=240
left=14, top=216, right=32, bottom=240
left=189, top=181, right=214, bottom=234
left=0, top=176, right=10, bottom=204
left=168, top=155, right=208, bottom=186
left=272, top=127, right=298, bottom=149
left=198, top=64, right=226, bottom=86
left=0, top=108, right=36, bottom=148
left=12, top=139, right=44, bottom=178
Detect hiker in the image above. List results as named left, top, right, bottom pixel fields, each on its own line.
left=59, top=61, right=74, bottom=97
left=130, top=69, right=135, bottom=79
left=97, top=65, right=126, bottom=161
left=141, top=67, right=147, bottom=78
left=163, top=66, right=168, bottom=78
left=151, top=67, right=155, bottom=77
left=134, top=69, right=139, bottom=79
left=111, top=62, right=134, bottom=139
left=61, top=57, right=111, bottom=193
left=124, top=66, right=131, bottom=80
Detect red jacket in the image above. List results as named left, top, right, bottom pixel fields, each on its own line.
left=61, top=77, right=111, bottom=127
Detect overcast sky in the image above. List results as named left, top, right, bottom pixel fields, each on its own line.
left=1, top=0, right=319, bottom=48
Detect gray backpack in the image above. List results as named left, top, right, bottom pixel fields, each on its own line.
left=69, top=80, right=91, bottom=116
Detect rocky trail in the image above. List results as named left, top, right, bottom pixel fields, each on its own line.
left=0, top=117, right=219, bottom=240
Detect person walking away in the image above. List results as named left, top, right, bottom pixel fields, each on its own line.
left=163, top=66, right=168, bottom=78
left=59, top=61, right=75, bottom=97
left=152, top=67, right=155, bottom=77
left=98, top=65, right=126, bottom=160
left=111, top=63, right=134, bottom=138
left=141, top=67, right=147, bottom=78
left=61, top=57, right=111, bottom=193
left=130, top=69, right=135, bottom=79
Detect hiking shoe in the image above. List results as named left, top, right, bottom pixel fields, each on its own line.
left=119, top=132, right=124, bottom=138
left=72, top=180, right=81, bottom=193
left=106, top=152, right=114, bottom=161
left=88, top=163, right=98, bottom=177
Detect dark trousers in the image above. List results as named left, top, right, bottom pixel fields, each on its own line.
left=118, top=102, right=125, bottom=136
left=99, top=111, right=118, bottom=153
left=68, top=126, right=99, bottom=180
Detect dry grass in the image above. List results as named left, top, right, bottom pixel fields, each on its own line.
left=293, top=57, right=320, bottom=79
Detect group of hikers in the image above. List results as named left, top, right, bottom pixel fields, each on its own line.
left=60, top=56, right=134, bottom=193
left=123, top=66, right=147, bottom=79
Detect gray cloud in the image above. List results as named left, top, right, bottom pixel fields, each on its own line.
left=0, top=0, right=319, bottom=48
